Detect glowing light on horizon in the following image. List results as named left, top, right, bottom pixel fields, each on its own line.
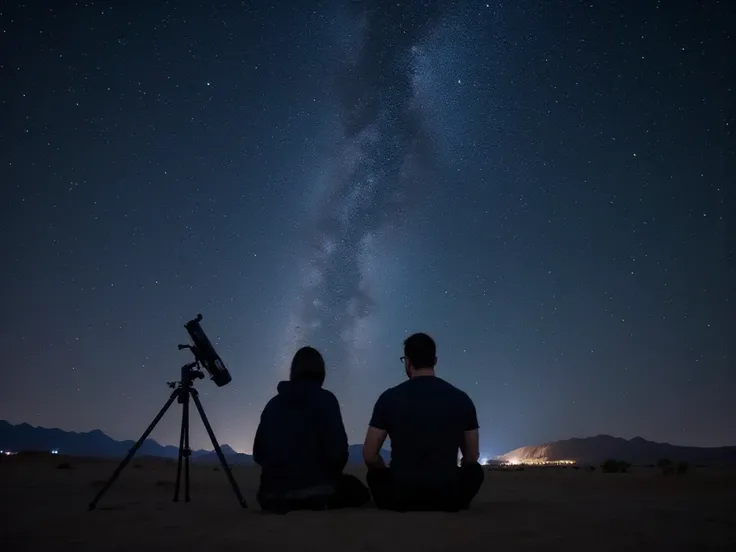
left=500, top=457, right=576, bottom=466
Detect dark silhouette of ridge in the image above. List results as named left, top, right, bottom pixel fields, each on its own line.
left=496, top=434, right=736, bottom=465
left=0, top=420, right=226, bottom=461
left=0, top=421, right=388, bottom=465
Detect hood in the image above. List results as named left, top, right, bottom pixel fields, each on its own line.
left=276, top=380, right=322, bottom=404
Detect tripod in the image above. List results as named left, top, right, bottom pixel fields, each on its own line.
left=88, top=362, right=248, bottom=510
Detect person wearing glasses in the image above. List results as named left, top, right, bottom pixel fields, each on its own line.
left=254, top=346, right=370, bottom=513
left=362, top=333, right=484, bottom=511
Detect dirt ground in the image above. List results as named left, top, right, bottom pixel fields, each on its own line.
left=1, top=454, right=734, bottom=551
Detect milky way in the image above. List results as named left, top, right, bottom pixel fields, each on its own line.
left=281, top=1, right=454, bottom=381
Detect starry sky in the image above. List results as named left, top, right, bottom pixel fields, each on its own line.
left=1, top=0, right=733, bottom=457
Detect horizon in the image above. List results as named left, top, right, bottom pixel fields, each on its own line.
left=3, top=419, right=735, bottom=458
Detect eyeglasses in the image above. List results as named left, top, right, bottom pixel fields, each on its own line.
left=400, top=356, right=406, bottom=363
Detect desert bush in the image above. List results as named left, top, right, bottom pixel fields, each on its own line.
left=601, top=459, right=616, bottom=473
left=601, top=459, right=630, bottom=473
left=657, top=458, right=674, bottom=475
left=56, top=462, right=73, bottom=470
left=676, top=461, right=689, bottom=475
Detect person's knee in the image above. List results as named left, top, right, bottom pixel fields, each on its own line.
left=258, top=496, right=288, bottom=514
left=366, top=467, right=390, bottom=487
left=341, top=474, right=370, bottom=503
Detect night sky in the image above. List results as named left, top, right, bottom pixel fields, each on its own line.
left=1, top=1, right=733, bottom=457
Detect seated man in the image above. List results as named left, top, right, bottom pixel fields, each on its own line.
left=253, top=346, right=369, bottom=513
left=363, top=333, right=484, bottom=512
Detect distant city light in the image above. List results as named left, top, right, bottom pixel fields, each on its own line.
left=51, top=449, right=59, bottom=455
left=500, top=458, right=576, bottom=466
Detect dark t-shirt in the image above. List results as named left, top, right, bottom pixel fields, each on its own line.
left=369, top=376, right=479, bottom=484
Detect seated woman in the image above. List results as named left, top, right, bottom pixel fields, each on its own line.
left=253, top=346, right=370, bottom=513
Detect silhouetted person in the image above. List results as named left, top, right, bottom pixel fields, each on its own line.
left=253, top=346, right=370, bottom=513
left=362, top=333, right=484, bottom=511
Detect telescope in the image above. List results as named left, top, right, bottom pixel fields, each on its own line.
left=88, top=313, right=247, bottom=511
left=180, top=314, right=232, bottom=387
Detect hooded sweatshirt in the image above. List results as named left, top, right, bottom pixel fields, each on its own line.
left=253, top=380, right=349, bottom=496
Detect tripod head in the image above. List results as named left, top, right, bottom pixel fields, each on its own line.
left=167, top=361, right=205, bottom=389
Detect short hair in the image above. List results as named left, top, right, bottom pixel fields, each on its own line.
left=403, top=333, right=437, bottom=369
left=290, top=346, right=326, bottom=385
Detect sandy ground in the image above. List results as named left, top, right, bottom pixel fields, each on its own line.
left=1, top=454, right=734, bottom=551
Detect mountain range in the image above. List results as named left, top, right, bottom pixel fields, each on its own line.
left=0, top=420, right=383, bottom=465
left=496, top=434, right=736, bottom=465
left=3, top=421, right=734, bottom=467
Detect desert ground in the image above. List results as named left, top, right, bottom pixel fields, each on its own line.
left=1, top=454, right=734, bottom=551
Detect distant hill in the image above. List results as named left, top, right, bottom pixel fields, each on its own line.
left=0, top=420, right=226, bottom=461
left=496, top=435, right=736, bottom=466
left=0, top=421, right=387, bottom=465
left=192, top=444, right=254, bottom=466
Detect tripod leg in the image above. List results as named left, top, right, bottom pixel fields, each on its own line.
left=191, top=392, right=248, bottom=508
left=183, top=392, right=191, bottom=502
left=173, top=405, right=187, bottom=502
left=88, top=390, right=179, bottom=511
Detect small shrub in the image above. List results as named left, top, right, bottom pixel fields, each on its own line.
left=676, top=462, right=689, bottom=475
left=657, top=458, right=675, bottom=475
left=601, top=459, right=630, bottom=473
left=601, top=459, right=618, bottom=473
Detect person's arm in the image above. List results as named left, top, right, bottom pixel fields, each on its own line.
left=363, top=426, right=388, bottom=469
left=363, top=391, right=390, bottom=469
left=460, top=396, right=480, bottom=464
left=319, top=392, right=349, bottom=474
